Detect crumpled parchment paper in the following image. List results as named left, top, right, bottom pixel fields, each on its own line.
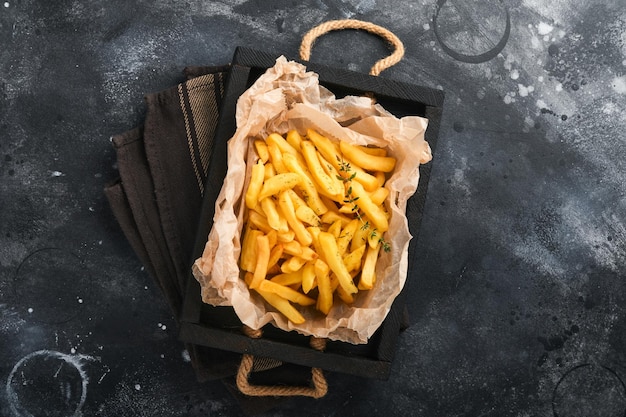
left=193, top=56, right=431, bottom=344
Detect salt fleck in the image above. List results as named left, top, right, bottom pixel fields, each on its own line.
left=77, top=298, right=83, bottom=304
left=70, top=348, right=76, bottom=354
left=135, top=384, right=141, bottom=391
left=423, top=23, right=430, bottom=30
left=51, top=171, right=63, bottom=177
left=510, top=69, right=519, bottom=80
left=556, top=83, right=563, bottom=92
left=182, top=350, right=191, bottom=362
left=536, top=99, right=547, bottom=108
left=27, top=308, right=33, bottom=313
left=612, top=76, right=626, bottom=94
left=537, top=22, right=553, bottom=35
left=3, top=2, right=9, bottom=7
left=538, top=76, right=544, bottom=82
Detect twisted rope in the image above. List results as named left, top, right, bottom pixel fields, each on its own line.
left=299, top=19, right=405, bottom=76
left=236, top=325, right=328, bottom=398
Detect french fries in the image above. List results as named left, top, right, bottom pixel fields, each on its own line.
left=240, top=129, right=396, bottom=324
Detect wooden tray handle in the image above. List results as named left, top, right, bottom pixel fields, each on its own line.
left=299, top=19, right=405, bottom=76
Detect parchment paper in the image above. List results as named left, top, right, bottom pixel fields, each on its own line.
left=193, top=56, right=431, bottom=344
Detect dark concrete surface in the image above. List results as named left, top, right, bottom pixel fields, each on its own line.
left=2, top=0, right=626, bottom=416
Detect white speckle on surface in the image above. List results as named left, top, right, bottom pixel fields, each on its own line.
left=3, top=2, right=9, bottom=7
left=543, top=35, right=550, bottom=42
left=504, top=94, right=513, bottom=104
left=510, top=69, right=520, bottom=80
left=531, top=36, right=541, bottom=49
left=622, top=59, right=626, bottom=66
left=536, top=99, right=548, bottom=109
left=538, top=22, right=553, bottom=35
left=160, top=354, right=165, bottom=359
left=518, top=84, right=534, bottom=97
left=423, top=23, right=430, bottom=30
left=556, top=83, right=563, bottom=92
left=612, top=76, right=626, bottom=94
left=70, top=347, right=76, bottom=354
left=538, top=76, right=544, bottom=82
left=51, top=171, right=64, bottom=177
left=77, top=298, right=83, bottom=304
left=135, top=384, right=141, bottom=391
left=181, top=350, right=191, bottom=362
left=27, top=308, right=33, bottom=313
left=524, top=116, right=535, bottom=127
left=88, top=207, right=95, bottom=212
left=144, top=286, right=148, bottom=290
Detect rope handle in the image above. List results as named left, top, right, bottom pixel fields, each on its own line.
left=236, top=326, right=328, bottom=398
left=299, top=19, right=405, bottom=76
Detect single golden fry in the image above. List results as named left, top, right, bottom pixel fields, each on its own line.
left=280, top=256, right=307, bottom=273
left=264, top=162, right=276, bottom=179
left=270, top=270, right=303, bottom=286
left=314, top=259, right=332, bottom=314
left=337, top=219, right=359, bottom=255
left=369, top=187, right=389, bottom=206
left=249, top=234, right=270, bottom=289
left=339, top=140, right=396, bottom=172
left=259, top=279, right=315, bottom=306
left=268, top=243, right=283, bottom=269
left=359, top=244, right=380, bottom=290
left=253, top=139, right=270, bottom=162
left=301, top=262, right=316, bottom=294
left=267, top=140, right=288, bottom=174
left=350, top=181, right=389, bottom=232
left=260, top=197, right=282, bottom=231
left=327, top=219, right=342, bottom=239
left=342, top=244, right=366, bottom=272
left=286, top=129, right=303, bottom=150
left=318, top=232, right=358, bottom=294
left=301, top=140, right=343, bottom=198
left=282, top=153, right=329, bottom=215
left=240, top=228, right=263, bottom=272
left=254, top=287, right=306, bottom=324
left=245, top=160, right=265, bottom=209
left=277, top=190, right=312, bottom=246
left=257, top=173, right=301, bottom=201
left=296, top=205, right=321, bottom=226
left=248, top=211, right=273, bottom=234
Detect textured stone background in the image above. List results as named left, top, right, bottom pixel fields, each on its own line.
left=1, top=0, right=625, bottom=416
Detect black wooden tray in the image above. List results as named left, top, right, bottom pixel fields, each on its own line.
left=179, top=47, right=444, bottom=380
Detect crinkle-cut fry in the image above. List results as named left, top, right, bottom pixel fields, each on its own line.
left=249, top=234, right=270, bottom=289
left=259, top=279, right=315, bottom=306
left=270, top=270, right=303, bottom=286
left=337, top=219, right=359, bottom=255
left=282, top=153, right=329, bottom=216
left=277, top=190, right=312, bottom=246
left=350, top=181, right=389, bottom=232
left=240, top=228, right=263, bottom=272
left=254, top=287, right=306, bottom=324
left=286, top=129, right=303, bottom=150
left=356, top=144, right=387, bottom=157
left=314, top=259, right=332, bottom=314
left=369, top=186, right=389, bottom=206
left=245, top=160, right=265, bottom=209
left=301, top=262, right=316, bottom=294
left=359, top=244, right=380, bottom=290
left=342, top=244, right=366, bottom=272
left=260, top=197, right=282, bottom=231
left=318, top=232, right=358, bottom=294
left=258, top=173, right=301, bottom=201
left=280, top=256, right=307, bottom=273
left=253, top=139, right=270, bottom=162
left=339, top=140, right=396, bottom=172
left=301, top=140, right=344, bottom=198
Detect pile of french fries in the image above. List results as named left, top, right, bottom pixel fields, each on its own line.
left=240, top=128, right=397, bottom=324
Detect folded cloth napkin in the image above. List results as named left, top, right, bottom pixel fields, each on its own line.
left=104, top=65, right=248, bottom=380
